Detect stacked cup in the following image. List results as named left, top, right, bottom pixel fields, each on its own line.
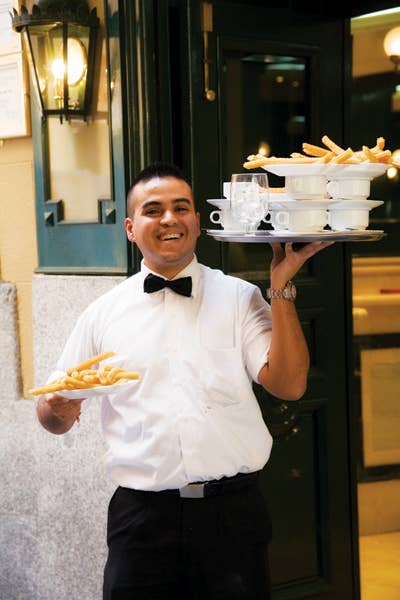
left=266, top=174, right=330, bottom=233
left=209, top=169, right=383, bottom=234
left=326, top=176, right=380, bottom=231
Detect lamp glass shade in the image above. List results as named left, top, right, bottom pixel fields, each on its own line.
left=26, top=22, right=90, bottom=115
left=383, top=27, right=400, bottom=58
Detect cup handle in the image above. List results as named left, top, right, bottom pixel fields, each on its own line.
left=275, top=211, right=289, bottom=226
left=262, top=213, right=272, bottom=223
left=326, top=181, right=337, bottom=197
left=210, top=210, right=221, bottom=224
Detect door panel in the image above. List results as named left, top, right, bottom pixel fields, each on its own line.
left=185, top=3, right=357, bottom=599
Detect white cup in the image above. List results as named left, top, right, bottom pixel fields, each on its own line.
left=328, top=208, right=370, bottom=231
left=285, top=175, right=328, bottom=200
left=264, top=211, right=290, bottom=230
left=209, top=209, right=244, bottom=231
left=267, top=208, right=328, bottom=232
left=326, top=178, right=370, bottom=200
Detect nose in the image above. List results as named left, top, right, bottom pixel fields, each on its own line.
left=160, top=209, right=177, bottom=225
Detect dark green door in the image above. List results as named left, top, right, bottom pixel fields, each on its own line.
left=182, top=3, right=358, bottom=599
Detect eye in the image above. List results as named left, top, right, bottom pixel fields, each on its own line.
left=175, top=205, right=189, bottom=212
left=144, top=207, right=161, bottom=216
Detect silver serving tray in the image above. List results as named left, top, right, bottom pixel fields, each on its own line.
left=206, top=229, right=386, bottom=243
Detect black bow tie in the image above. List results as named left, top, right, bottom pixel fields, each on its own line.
left=143, top=273, right=192, bottom=297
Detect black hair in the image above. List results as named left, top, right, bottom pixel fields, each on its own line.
left=131, top=162, right=188, bottom=188
left=127, top=162, right=191, bottom=216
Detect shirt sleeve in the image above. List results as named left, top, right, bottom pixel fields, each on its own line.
left=41, top=308, right=98, bottom=409
left=52, top=306, right=98, bottom=374
left=241, top=286, right=272, bottom=382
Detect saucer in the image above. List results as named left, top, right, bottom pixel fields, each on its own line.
left=327, top=199, right=384, bottom=210
left=268, top=199, right=335, bottom=210
left=207, top=198, right=230, bottom=208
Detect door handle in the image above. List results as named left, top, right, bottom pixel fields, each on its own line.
left=200, top=2, right=216, bottom=101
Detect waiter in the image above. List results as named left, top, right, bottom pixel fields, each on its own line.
left=37, top=162, right=333, bottom=599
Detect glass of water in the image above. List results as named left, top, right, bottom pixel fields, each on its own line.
left=230, top=172, right=269, bottom=233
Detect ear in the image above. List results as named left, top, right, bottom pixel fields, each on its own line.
left=196, top=211, right=201, bottom=237
left=125, top=217, right=135, bottom=243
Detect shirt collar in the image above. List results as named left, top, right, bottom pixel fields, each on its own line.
left=140, top=256, right=200, bottom=298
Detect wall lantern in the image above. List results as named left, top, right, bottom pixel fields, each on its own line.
left=383, top=26, right=400, bottom=71
left=11, top=0, right=99, bottom=122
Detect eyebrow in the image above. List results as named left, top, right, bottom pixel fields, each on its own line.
left=141, top=198, right=192, bottom=210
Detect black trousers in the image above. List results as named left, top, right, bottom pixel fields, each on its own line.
left=103, top=480, right=272, bottom=600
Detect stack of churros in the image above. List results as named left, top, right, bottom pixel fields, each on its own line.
left=243, top=135, right=394, bottom=169
left=29, top=352, right=140, bottom=396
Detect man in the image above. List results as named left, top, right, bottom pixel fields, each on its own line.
left=37, top=163, right=333, bottom=599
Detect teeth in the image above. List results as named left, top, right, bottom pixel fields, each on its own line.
left=162, top=233, right=180, bottom=240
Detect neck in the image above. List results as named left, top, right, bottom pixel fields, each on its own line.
left=144, top=256, right=194, bottom=279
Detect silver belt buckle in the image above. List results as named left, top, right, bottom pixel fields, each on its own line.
left=179, top=483, right=205, bottom=498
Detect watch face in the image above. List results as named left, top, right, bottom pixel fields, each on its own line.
left=288, top=282, right=297, bottom=300
left=283, top=282, right=296, bottom=300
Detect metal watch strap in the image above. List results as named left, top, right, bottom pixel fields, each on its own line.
left=266, top=280, right=296, bottom=302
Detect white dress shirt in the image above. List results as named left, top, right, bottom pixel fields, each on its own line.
left=53, top=256, right=273, bottom=491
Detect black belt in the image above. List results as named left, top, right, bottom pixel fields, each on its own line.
left=162, top=472, right=259, bottom=499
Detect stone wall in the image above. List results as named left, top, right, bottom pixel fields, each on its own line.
left=0, top=275, right=124, bottom=600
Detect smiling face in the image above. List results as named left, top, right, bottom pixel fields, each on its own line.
left=125, top=176, right=201, bottom=278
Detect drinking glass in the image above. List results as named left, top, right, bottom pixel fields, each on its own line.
left=230, top=172, right=269, bottom=233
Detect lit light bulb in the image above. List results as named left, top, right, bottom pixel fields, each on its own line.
left=384, top=27, right=400, bottom=58
left=387, top=166, right=398, bottom=179
left=51, top=38, right=87, bottom=86
left=51, top=58, right=65, bottom=81
left=391, top=148, right=400, bottom=164
left=257, top=141, right=270, bottom=157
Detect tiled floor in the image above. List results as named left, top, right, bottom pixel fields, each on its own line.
left=359, top=531, right=400, bottom=600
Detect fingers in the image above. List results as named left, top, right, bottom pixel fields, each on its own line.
left=268, top=239, right=334, bottom=278
left=284, top=241, right=334, bottom=266
left=293, top=240, right=335, bottom=258
left=268, top=240, right=334, bottom=283
left=46, top=397, right=83, bottom=421
left=269, top=242, right=285, bottom=258
left=47, top=396, right=82, bottom=407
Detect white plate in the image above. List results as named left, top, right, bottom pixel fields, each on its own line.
left=325, top=163, right=388, bottom=179
left=206, top=228, right=385, bottom=243
left=54, top=379, right=140, bottom=400
left=261, top=162, right=389, bottom=179
left=262, top=164, right=330, bottom=177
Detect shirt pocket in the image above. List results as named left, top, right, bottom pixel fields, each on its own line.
left=196, top=347, right=242, bottom=407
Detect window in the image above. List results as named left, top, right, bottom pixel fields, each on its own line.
left=31, top=0, right=127, bottom=273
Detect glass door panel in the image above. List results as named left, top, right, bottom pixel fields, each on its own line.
left=222, top=51, right=308, bottom=281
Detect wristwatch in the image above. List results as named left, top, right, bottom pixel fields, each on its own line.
left=266, top=280, right=296, bottom=302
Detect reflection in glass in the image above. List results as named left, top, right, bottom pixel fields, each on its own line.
left=48, top=14, right=111, bottom=222
left=223, top=52, right=307, bottom=280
